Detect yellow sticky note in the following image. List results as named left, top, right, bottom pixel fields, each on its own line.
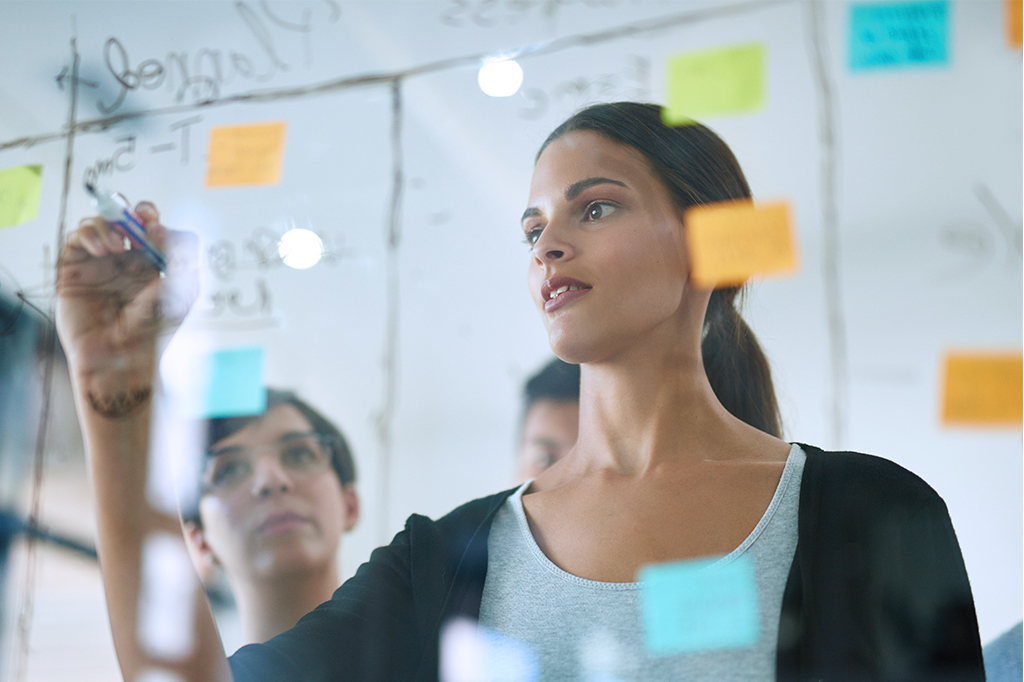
left=942, top=352, right=1023, bottom=426
left=684, top=200, right=797, bottom=288
left=1008, top=0, right=1023, bottom=48
left=0, top=165, right=43, bottom=229
left=663, top=43, right=765, bottom=126
left=205, top=122, right=287, bottom=187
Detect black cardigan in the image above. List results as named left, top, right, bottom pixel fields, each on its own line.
left=230, top=444, right=985, bottom=681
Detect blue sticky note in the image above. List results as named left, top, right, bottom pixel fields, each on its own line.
left=638, top=554, right=760, bottom=655
left=849, top=1, right=948, bottom=70
left=202, top=347, right=266, bottom=418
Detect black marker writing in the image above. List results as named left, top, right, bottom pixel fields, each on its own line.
left=95, top=1, right=335, bottom=114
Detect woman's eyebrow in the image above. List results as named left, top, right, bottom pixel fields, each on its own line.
left=564, top=177, right=627, bottom=201
left=521, top=207, right=542, bottom=224
left=277, top=431, right=318, bottom=443
left=208, top=445, right=244, bottom=457
left=521, top=177, right=629, bottom=224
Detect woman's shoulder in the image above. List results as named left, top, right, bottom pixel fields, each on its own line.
left=403, top=486, right=520, bottom=539
left=795, top=442, right=948, bottom=512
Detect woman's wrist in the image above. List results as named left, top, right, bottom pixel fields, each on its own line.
left=73, top=352, right=158, bottom=420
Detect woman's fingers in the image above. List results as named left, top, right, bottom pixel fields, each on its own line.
left=68, top=217, right=110, bottom=257
left=134, top=201, right=166, bottom=250
left=67, top=216, right=128, bottom=257
left=134, top=201, right=158, bottom=226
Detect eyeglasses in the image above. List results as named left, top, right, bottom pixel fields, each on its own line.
left=201, top=432, right=336, bottom=495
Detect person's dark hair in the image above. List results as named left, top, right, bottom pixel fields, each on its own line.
left=537, top=102, right=782, bottom=438
left=524, top=358, right=581, bottom=411
left=182, top=388, right=356, bottom=526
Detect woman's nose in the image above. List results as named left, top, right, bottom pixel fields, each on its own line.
left=532, top=222, right=574, bottom=265
left=251, top=455, right=293, bottom=497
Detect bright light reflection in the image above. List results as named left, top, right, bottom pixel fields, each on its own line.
left=478, top=59, right=523, bottom=97
left=278, top=228, right=324, bottom=269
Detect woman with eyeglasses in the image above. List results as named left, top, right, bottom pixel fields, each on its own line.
left=182, top=389, right=359, bottom=647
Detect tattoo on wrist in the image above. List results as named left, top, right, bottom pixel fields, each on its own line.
left=87, top=387, right=152, bottom=419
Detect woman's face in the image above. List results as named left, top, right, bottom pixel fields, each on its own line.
left=193, top=404, right=357, bottom=584
left=524, top=130, right=699, bottom=363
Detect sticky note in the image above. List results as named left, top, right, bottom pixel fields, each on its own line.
left=205, top=122, right=287, bottom=187
left=638, top=554, right=760, bottom=656
left=202, top=346, right=266, bottom=418
left=662, top=43, right=765, bottom=125
left=684, top=200, right=797, bottom=288
left=1007, top=0, right=1023, bottom=48
left=0, top=165, right=43, bottom=229
left=941, top=352, right=1023, bottom=426
left=441, top=618, right=539, bottom=682
left=849, top=1, right=949, bottom=70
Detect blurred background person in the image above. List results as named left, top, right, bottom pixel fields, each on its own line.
left=517, top=358, right=580, bottom=483
left=180, top=388, right=359, bottom=648
left=984, top=621, right=1022, bottom=682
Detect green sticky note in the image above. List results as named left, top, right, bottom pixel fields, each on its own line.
left=202, top=346, right=266, bottom=418
left=638, top=554, right=760, bottom=655
left=663, top=43, right=765, bottom=126
left=0, top=165, right=43, bottom=229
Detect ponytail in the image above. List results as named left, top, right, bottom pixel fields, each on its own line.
left=540, top=102, right=783, bottom=437
left=702, top=288, right=782, bottom=438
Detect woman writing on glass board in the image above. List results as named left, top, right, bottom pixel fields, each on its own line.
left=57, top=103, right=984, bottom=681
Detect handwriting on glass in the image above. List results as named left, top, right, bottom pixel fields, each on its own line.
left=93, top=1, right=340, bottom=114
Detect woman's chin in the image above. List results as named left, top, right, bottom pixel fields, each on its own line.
left=250, top=542, right=331, bottom=577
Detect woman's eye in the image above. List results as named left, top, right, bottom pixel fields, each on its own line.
left=524, top=227, right=543, bottom=246
left=584, top=202, right=616, bottom=222
left=282, top=444, right=323, bottom=471
left=211, top=459, right=248, bottom=487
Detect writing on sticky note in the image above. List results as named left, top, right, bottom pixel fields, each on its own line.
left=941, top=352, right=1023, bottom=426
left=203, top=346, right=266, bottom=418
left=849, top=1, right=948, bottom=70
left=1008, top=0, right=1023, bottom=48
left=0, top=165, right=43, bottom=229
left=684, top=200, right=797, bottom=289
left=662, top=43, right=765, bottom=126
left=638, top=554, right=760, bottom=656
left=206, top=122, right=287, bottom=187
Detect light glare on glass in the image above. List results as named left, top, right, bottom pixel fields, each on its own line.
left=278, top=228, right=323, bottom=269
left=478, top=59, right=523, bottom=97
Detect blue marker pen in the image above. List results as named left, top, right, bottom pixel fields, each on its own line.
left=85, top=182, right=168, bottom=272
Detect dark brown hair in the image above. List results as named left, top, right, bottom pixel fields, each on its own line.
left=538, top=102, right=782, bottom=438
left=181, top=388, right=356, bottom=526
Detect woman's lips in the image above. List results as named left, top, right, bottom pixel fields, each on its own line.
left=257, top=511, right=313, bottom=536
left=541, top=276, right=592, bottom=312
left=544, top=287, right=590, bottom=312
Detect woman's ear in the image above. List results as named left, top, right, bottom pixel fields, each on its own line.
left=183, top=520, right=219, bottom=582
left=341, top=483, right=360, bottom=532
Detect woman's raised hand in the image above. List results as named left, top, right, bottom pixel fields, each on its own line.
left=56, top=201, right=197, bottom=414
left=56, top=205, right=230, bottom=682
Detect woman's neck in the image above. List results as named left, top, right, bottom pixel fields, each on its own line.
left=233, top=562, right=340, bottom=645
left=568, top=334, right=782, bottom=477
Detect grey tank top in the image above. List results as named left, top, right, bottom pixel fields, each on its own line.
left=478, top=443, right=806, bottom=682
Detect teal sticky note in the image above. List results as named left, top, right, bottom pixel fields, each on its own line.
left=202, top=347, right=266, bottom=418
left=849, top=1, right=948, bottom=70
left=638, top=554, right=759, bottom=655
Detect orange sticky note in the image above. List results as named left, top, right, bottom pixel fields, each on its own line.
left=205, top=121, right=287, bottom=187
left=1007, top=0, right=1022, bottom=48
left=942, top=352, right=1023, bottom=426
left=684, top=200, right=797, bottom=288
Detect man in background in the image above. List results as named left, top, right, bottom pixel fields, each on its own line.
left=516, top=358, right=580, bottom=483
